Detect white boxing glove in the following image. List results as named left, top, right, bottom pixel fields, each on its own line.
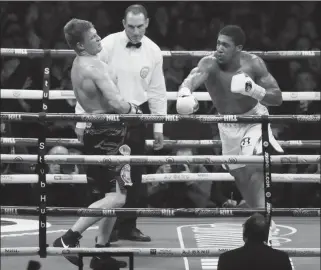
left=176, top=87, right=199, bottom=115
left=231, top=73, right=266, bottom=101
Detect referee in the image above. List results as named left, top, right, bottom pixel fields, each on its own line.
left=75, top=4, right=167, bottom=242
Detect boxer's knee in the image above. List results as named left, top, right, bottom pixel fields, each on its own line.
left=102, top=192, right=126, bottom=208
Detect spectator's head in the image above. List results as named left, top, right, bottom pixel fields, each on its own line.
left=48, top=146, right=69, bottom=174
left=288, top=60, right=302, bottom=79
left=295, top=36, right=311, bottom=50
left=170, top=2, right=187, bottom=19
left=94, top=9, right=112, bottom=36
left=209, top=18, right=224, bottom=37
left=3, top=23, right=22, bottom=38
left=155, top=6, right=169, bottom=27
left=308, top=45, right=321, bottom=75
left=64, top=18, right=102, bottom=55
left=26, top=260, right=41, bottom=270
left=301, top=2, right=317, bottom=18
left=1, top=58, right=20, bottom=81
left=123, top=5, right=149, bottom=44
left=4, top=23, right=26, bottom=48
left=175, top=147, right=194, bottom=156
left=283, top=16, right=299, bottom=40
left=243, top=213, right=268, bottom=243
left=171, top=45, right=187, bottom=69
left=271, top=124, right=287, bottom=139
left=289, top=3, right=302, bottom=18
left=216, top=25, right=245, bottom=65
left=294, top=70, right=317, bottom=91
left=189, top=3, right=204, bottom=19
left=0, top=122, right=10, bottom=135
left=300, top=20, right=318, bottom=40
left=25, top=3, right=39, bottom=26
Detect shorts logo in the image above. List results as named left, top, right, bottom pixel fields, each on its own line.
left=241, top=137, right=251, bottom=147
left=140, top=67, right=150, bottom=79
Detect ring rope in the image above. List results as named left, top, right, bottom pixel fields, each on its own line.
left=145, top=139, right=321, bottom=148
left=141, top=173, right=320, bottom=184
left=1, top=173, right=319, bottom=184
left=1, top=247, right=319, bottom=257
left=1, top=206, right=320, bottom=217
left=1, top=48, right=320, bottom=58
left=1, top=112, right=320, bottom=123
left=1, top=154, right=320, bottom=165
left=1, top=137, right=319, bottom=148
left=1, top=89, right=320, bottom=101
left=1, top=174, right=87, bottom=184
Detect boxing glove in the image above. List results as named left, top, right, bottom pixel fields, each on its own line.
left=127, top=103, right=143, bottom=114
left=231, top=73, right=266, bottom=101
left=176, top=87, right=199, bottom=115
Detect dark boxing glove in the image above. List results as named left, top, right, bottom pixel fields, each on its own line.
left=127, top=102, right=143, bottom=114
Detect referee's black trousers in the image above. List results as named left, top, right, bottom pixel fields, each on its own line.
left=116, top=101, right=150, bottom=231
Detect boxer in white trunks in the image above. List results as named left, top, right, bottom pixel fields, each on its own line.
left=176, top=25, right=283, bottom=230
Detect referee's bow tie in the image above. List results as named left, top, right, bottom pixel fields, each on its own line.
left=126, top=42, right=142, bottom=48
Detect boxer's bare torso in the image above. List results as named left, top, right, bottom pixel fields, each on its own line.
left=204, top=51, right=259, bottom=114
left=71, top=56, right=119, bottom=114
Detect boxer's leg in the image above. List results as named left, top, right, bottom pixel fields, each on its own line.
left=53, top=124, right=128, bottom=266
left=95, top=145, right=132, bottom=246
left=229, top=124, right=265, bottom=208
left=95, top=181, right=124, bottom=246
left=71, top=128, right=128, bottom=237
left=230, top=164, right=265, bottom=208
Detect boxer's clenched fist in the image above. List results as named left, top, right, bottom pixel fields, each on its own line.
left=176, top=87, right=199, bottom=115
left=231, top=73, right=266, bottom=101
left=127, top=103, right=143, bottom=114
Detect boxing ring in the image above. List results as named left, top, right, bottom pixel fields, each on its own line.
left=1, top=48, right=320, bottom=270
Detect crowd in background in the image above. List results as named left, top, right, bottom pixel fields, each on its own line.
left=1, top=2, right=320, bottom=208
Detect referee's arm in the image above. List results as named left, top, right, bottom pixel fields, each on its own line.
left=147, top=49, right=167, bottom=134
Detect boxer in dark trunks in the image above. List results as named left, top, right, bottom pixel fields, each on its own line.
left=53, top=18, right=141, bottom=269
left=176, top=25, right=284, bottom=234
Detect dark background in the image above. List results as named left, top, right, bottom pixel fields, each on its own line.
left=1, top=1, right=320, bottom=208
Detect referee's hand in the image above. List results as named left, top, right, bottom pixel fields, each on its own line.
left=75, top=126, right=85, bottom=143
left=153, top=132, right=164, bottom=150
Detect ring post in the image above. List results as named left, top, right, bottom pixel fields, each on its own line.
left=78, top=254, right=84, bottom=270
left=261, top=116, right=273, bottom=243
left=38, top=49, right=51, bottom=258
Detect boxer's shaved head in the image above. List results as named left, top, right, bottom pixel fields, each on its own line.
left=219, top=25, right=246, bottom=47
left=216, top=25, right=245, bottom=65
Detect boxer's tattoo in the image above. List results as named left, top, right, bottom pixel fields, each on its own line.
left=180, top=56, right=214, bottom=92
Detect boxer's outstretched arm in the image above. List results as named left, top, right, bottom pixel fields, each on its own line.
left=180, top=56, right=215, bottom=92
left=253, top=57, right=283, bottom=106
left=90, top=65, right=131, bottom=114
